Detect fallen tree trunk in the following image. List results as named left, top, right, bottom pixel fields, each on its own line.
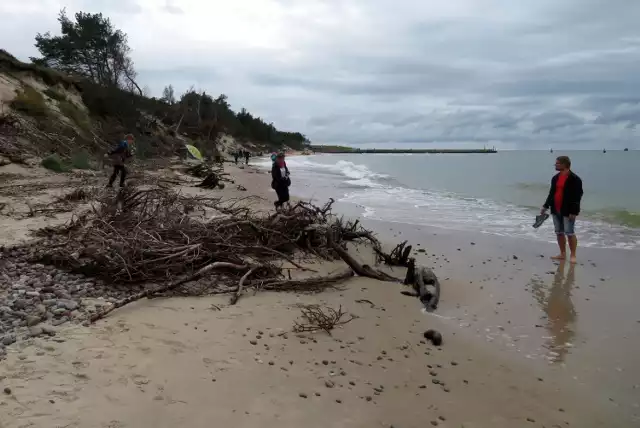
left=328, top=230, right=400, bottom=282
left=402, top=258, right=440, bottom=311
left=89, top=262, right=251, bottom=323
left=257, top=268, right=354, bottom=292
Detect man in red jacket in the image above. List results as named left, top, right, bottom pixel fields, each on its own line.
left=541, top=156, right=583, bottom=264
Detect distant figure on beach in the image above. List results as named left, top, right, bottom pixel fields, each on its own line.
left=106, top=134, right=134, bottom=188
left=541, top=156, right=583, bottom=263
left=234, top=150, right=240, bottom=165
left=244, top=150, right=251, bottom=165
left=271, top=153, right=291, bottom=210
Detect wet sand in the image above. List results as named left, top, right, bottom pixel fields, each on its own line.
left=323, top=198, right=640, bottom=424
left=0, top=161, right=637, bottom=427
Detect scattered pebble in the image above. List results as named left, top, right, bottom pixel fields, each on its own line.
left=325, top=380, right=335, bottom=388
left=299, top=393, right=308, bottom=399
left=3, top=387, right=11, bottom=395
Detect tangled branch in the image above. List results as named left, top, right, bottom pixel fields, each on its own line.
left=293, top=304, right=357, bottom=335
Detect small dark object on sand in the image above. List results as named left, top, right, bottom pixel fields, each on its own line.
left=424, top=329, right=443, bottom=346
left=3, top=387, right=11, bottom=395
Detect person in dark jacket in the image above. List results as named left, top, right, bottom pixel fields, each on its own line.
left=271, top=153, right=291, bottom=210
left=541, top=156, right=583, bottom=263
left=244, top=150, right=251, bottom=165
left=233, top=150, right=240, bottom=165
left=107, top=134, right=134, bottom=188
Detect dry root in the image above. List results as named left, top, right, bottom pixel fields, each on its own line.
left=293, top=304, right=357, bottom=335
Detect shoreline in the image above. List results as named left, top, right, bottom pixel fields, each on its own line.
left=0, top=160, right=637, bottom=427
left=258, top=160, right=640, bottom=421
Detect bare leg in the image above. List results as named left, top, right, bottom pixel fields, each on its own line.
left=567, top=235, right=577, bottom=263
left=552, top=234, right=567, bottom=260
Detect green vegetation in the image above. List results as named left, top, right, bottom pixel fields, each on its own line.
left=43, top=87, right=67, bottom=102
left=41, top=154, right=70, bottom=172
left=0, top=49, right=80, bottom=90
left=58, top=98, right=90, bottom=131
left=10, top=85, right=48, bottom=117
left=70, top=150, right=92, bottom=169
left=32, top=10, right=137, bottom=90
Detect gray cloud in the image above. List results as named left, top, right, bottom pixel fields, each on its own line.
left=1, top=0, right=639, bottom=148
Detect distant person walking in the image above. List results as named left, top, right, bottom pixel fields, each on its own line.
left=271, top=153, right=291, bottom=210
left=107, top=134, right=134, bottom=188
left=234, top=150, right=240, bottom=165
left=244, top=150, right=251, bottom=165
left=541, top=156, right=583, bottom=263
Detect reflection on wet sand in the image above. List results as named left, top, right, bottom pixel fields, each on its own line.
left=529, top=261, right=577, bottom=362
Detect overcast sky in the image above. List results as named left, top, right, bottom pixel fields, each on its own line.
left=2, top=0, right=639, bottom=148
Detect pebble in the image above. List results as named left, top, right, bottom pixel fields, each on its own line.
left=29, top=326, right=44, bottom=337
left=40, top=325, right=57, bottom=336
left=57, top=299, right=79, bottom=311
left=12, top=299, right=28, bottom=310
left=2, top=334, right=16, bottom=346
left=249, top=340, right=257, bottom=345
left=325, top=380, right=335, bottom=388
left=3, top=387, right=11, bottom=395
left=299, top=393, right=308, bottom=399
left=51, top=317, right=69, bottom=326
left=26, top=315, right=41, bottom=327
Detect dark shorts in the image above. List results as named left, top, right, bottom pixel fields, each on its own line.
left=552, top=214, right=576, bottom=236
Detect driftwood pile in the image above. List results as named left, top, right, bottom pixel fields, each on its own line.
left=8, top=184, right=440, bottom=322
left=186, top=163, right=233, bottom=189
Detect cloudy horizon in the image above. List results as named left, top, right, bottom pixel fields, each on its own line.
left=1, top=0, right=639, bottom=149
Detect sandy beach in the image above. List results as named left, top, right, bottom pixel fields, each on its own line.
left=1, top=160, right=637, bottom=428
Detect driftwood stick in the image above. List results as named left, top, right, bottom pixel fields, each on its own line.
left=259, top=268, right=354, bottom=291
left=330, top=239, right=400, bottom=282
left=89, top=262, right=248, bottom=323
left=230, top=266, right=256, bottom=305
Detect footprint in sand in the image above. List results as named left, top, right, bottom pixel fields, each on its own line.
left=103, top=420, right=126, bottom=428
left=131, top=374, right=150, bottom=386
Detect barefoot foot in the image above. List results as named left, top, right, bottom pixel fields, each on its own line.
left=570, top=256, right=577, bottom=264
left=551, top=254, right=566, bottom=260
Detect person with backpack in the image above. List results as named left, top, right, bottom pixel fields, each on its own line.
left=271, top=153, right=291, bottom=210
left=106, top=134, right=134, bottom=188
